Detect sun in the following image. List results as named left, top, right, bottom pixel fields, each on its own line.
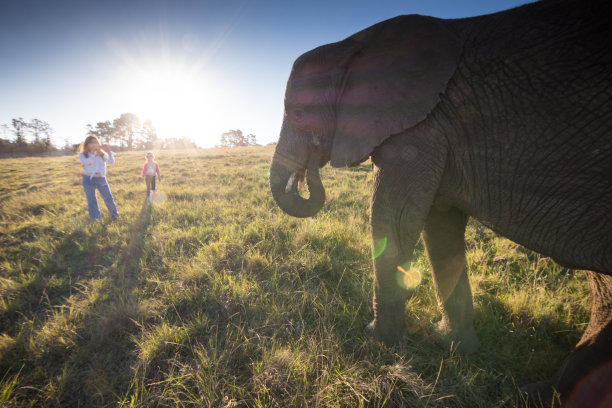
left=121, top=63, right=223, bottom=147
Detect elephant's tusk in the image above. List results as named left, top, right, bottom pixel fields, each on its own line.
left=285, top=172, right=297, bottom=193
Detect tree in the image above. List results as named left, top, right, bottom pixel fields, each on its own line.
left=113, top=113, right=140, bottom=149
left=219, top=129, right=257, bottom=147
left=29, top=119, right=53, bottom=149
left=29, top=119, right=44, bottom=142
left=142, top=119, right=158, bottom=149
left=1, top=124, right=10, bottom=139
left=247, top=133, right=257, bottom=146
left=86, top=121, right=114, bottom=145
left=85, top=115, right=160, bottom=150
left=11, top=118, right=27, bottom=145
left=43, top=124, right=54, bottom=149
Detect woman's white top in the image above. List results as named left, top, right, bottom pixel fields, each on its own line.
left=79, top=151, right=115, bottom=178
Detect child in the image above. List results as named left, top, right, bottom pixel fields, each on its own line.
left=78, top=135, right=119, bottom=221
left=141, top=152, right=162, bottom=199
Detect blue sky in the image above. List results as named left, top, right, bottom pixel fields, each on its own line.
left=0, top=0, right=530, bottom=148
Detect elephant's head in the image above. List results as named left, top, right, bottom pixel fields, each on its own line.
left=270, top=15, right=461, bottom=217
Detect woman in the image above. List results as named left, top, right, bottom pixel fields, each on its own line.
left=78, top=135, right=119, bottom=221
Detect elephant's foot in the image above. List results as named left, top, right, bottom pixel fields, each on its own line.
left=364, top=317, right=406, bottom=346
left=433, top=320, right=479, bottom=354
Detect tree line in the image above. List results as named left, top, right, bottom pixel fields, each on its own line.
left=0, top=118, right=57, bottom=156
left=1, top=113, right=260, bottom=157
left=0, top=113, right=198, bottom=156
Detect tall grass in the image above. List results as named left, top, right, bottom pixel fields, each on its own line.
left=0, top=147, right=589, bottom=407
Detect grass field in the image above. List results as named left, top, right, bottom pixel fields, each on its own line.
left=0, top=146, right=590, bottom=407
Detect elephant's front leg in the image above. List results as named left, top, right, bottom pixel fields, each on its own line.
left=423, top=205, right=479, bottom=353
left=365, top=138, right=447, bottom=345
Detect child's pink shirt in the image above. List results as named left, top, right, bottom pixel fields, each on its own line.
left=142, top=162, right=161, bottom=177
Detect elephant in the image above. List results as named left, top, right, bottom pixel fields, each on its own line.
left=269, top=0, right=612, bottom=405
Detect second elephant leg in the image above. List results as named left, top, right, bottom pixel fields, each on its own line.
left=366, top=144, right=446, bottom=345
left=422, top=205, right=479, bottom=353
left=364, top=128, right=449, bottom=345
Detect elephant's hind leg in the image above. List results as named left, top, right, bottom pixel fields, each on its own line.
left=522, top=271, right=612, bottom=407
left=422, top=205, right=479, bottom=353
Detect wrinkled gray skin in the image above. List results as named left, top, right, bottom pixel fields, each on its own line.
left=269, top=0, right=612, bottom=406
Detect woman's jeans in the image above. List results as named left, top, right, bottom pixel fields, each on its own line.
left=82, top=175, right=119, bottom=220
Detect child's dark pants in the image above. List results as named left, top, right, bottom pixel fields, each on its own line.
left=145, top=175, right=156, bottom=196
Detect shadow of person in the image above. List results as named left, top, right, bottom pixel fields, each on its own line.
left=115, top=201, right=152, bottom=284
left=56, top=200, right=154, bottom=405
left=0, top=200, right=156, bottom=406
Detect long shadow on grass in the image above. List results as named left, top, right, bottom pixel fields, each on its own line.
left=471, top=292, right=584, bottom=386
left=128, top=234, right=373, bottom=402
left=54, top=201, right=153, bottom=406
left=388, top=291, right=588, bottom=405
left=347, top=286, right=586, bottom=405
left=0, top=222, right=115, bottom=403
left=2, top=201, right=153, bottom=406
left=0, top=224, right=106, bottom=335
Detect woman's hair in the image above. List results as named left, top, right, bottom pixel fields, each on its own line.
left=78, top=135, right=101, bottom=158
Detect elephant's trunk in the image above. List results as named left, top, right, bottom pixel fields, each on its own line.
left=270, top=151, right=326, bottom=218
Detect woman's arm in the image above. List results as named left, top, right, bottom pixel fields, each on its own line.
left=101, top=150, right=115, bottom=164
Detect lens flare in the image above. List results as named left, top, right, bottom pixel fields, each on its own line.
left=372, top=237, right=387, bottom=259
left=396, top=263, right=422, bottom=289
left=149, top=190, right=166, bottom=206
left=567, top=360, right=612, bottom=407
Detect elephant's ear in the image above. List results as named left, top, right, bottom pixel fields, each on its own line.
left=330, top=15, right=462, bottom=167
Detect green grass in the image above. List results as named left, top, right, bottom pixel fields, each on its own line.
left=0, top=147, right=590, bottom=407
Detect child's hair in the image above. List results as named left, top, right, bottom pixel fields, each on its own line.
left=145, top=152, right=154, bottom=161
left=78, top=134, right=102, bottom=158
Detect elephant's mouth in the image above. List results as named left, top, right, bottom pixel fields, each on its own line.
left=284, top=171, right=302, bottom=194
left=270, top=152, right=326, bottom=218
